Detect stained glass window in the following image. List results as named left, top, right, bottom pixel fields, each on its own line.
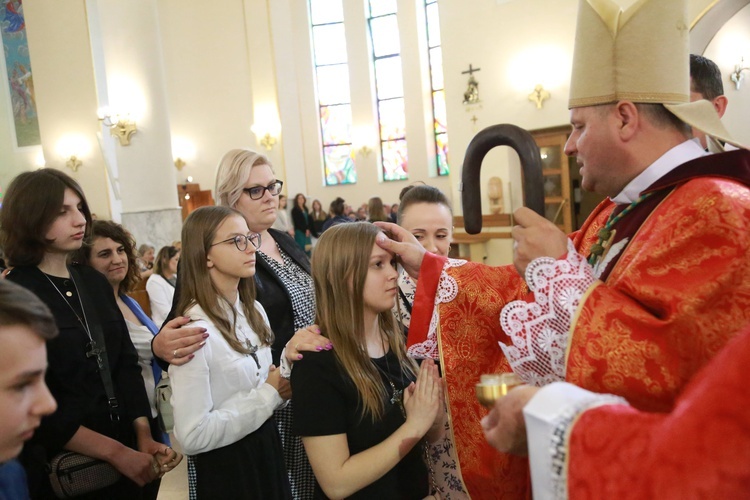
left=425, top=0, right=449, bottom=176
left=368, top=0, right=408, bottom=181
left=310, top=0, right=356, bottom=185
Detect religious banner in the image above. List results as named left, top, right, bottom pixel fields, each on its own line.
left=1, top=0, right=41, bottom=148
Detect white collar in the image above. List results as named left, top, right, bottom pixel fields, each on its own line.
left=611, top=140, right=707, bottom=205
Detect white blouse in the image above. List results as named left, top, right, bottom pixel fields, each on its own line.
left=124, top=319, right=158, bottom=418
left=146, top=273, right=175, bottom=327
left=169, top=298, right=284, bottom=456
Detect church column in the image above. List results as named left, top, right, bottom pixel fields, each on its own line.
left=86, top=0, right=181, bottom=251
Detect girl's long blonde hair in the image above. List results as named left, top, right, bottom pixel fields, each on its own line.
left=312, top=222, right=416, bottom=421
left=176, top=206, right=272, bottom=352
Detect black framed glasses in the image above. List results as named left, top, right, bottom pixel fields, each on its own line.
left=211, top=233, right=262, bottom=251
left=242, top=180, right=283, bottom=200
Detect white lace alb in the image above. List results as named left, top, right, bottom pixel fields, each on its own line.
left=499, top=240, right=596, bottom=386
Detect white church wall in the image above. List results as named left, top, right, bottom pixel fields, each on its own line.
left=702, top=3, right=750, bottom=147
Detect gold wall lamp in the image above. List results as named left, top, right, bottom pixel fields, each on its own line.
left=529, top=84, right=551, bottom=109
left=98, top=108, right=137, bottom=146
left=56, top=135, right=89, bottom=173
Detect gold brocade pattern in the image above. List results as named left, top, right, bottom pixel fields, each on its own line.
left=435, top=201, right=613, bottom=499
left=567, top=179, right=750, bottom=412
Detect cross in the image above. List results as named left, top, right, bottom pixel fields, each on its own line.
left=245, top=339, right=260, bottom=369
left=470, top=115, right=478, bottom=125
left=86, top=341, right=105, bottom=371
left=462, top=64, right=481, bottom=76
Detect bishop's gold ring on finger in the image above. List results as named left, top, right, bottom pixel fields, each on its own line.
left=152, top=463, right=160, bottom=474
left=173, top=349, right=179, bottom=359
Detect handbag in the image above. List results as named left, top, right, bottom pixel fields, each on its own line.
left=48, top=452, right=121, bottom=498
left=155, top=375, right=174, bottom=433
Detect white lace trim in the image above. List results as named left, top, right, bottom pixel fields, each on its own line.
left=407, top=258, right=467, bottom=360
left=499, top=240, right=595, bottom=386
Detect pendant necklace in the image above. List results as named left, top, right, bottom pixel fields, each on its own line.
left=374, top=334, right=405, bottom=416
left=43, top=269, right=105, bottom=370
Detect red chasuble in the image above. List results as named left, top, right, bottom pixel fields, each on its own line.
left=409, top=149, right=750, bottom=499
left=567, top=326, right=750, bottom=499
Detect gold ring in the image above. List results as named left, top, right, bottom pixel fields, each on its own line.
left=152, top=463, right=160, bottom=474
left=294, top=343, right=299, bottom=350
left=173, top=349, right=179, bottom=359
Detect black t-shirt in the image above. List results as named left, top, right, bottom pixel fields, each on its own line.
left=291, top=349, right=428, bottom=499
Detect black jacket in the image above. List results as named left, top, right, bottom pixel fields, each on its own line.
left=291, top=206, right=312, bottom=233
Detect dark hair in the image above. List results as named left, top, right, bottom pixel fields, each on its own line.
left=329, top=197, right=346, bottom=216
left=690, top=54, right=724, bottom=100
left=74, top=220, right=141, bottom=293
left=635, top=103, right=692, bottom=137
left=0, top=280, right=58, bottom=340
left=397, top=185, right=452, bottom=224
left=294, top=193, right=308, bottom=212
left=154, top=246, right=180, bottom=278
left=0, top=169, right=93, bottom=267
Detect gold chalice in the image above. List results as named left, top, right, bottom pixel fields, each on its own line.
left=475, top=373, right=523, bottom=408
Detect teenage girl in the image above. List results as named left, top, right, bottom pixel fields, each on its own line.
left=292, top=222, right=442, bottom=499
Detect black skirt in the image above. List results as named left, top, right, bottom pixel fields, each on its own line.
left=193, top=417, right=292, bottom=500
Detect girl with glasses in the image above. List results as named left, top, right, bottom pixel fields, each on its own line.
left=169, top=205, right=292, bottom=499
left=153, top=149, right=329, bottom=499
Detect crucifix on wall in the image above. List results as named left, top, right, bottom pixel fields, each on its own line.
left=462, top=64, right=481, bottom=105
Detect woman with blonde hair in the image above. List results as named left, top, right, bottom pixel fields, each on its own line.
left=292, top=222, right=442, bottom=499
left=170, top=205, right=291, bottom=498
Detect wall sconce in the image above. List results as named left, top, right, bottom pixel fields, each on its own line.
left=98, top=107, right=137, bottom=146
left=731, top=57, right=749, bottom=90
left=352, top=126, right=376, bottom=158
left=172, top=136, right=196, bottom=170
left=251, top=104, right=282, bottom=151
left=250, top=124, right=279, bottom=151
left=56, top=135, right=90, bottom=173
left=528, top=84, right=551, bottom=109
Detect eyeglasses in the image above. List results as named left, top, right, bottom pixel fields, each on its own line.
left=242, top=181, right=284, bottom=200
left=211, top=233, right=262, bottom=252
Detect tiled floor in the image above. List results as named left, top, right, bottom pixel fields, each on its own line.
left=157, top=435, right=188, bottom=500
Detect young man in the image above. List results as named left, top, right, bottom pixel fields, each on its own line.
left=376, top=0, right=750, bottom=497
left=0, top=280, right=58, bottom=499
left=689, top=54, right=730, bottom=150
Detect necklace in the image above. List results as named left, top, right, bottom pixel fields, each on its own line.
left=43, top=269, right=105, bottom=370
left=373, top=334, right=406, bottom=417
left=588, top=192, right=653, bottom=266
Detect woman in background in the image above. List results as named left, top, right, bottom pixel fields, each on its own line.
left=75, top=221, right=176, bottom=450
left=394, top=184, right=469, bottom=499
left=291, top=193, right=312, bottom=256
left=367, top=197, right=389, bottom=223
left=137, top=244, right=155, bottom=280
left=309, top=199, right=329, bottom=246
left=292, top=222, right=442, bottom=499
left=271, top=194, right=294, bottom=237
left=146, top=246, right=179, bottom=327
left=170, top=206, right=291, bottom=499
left=1, top=169, right=178, bottom=499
